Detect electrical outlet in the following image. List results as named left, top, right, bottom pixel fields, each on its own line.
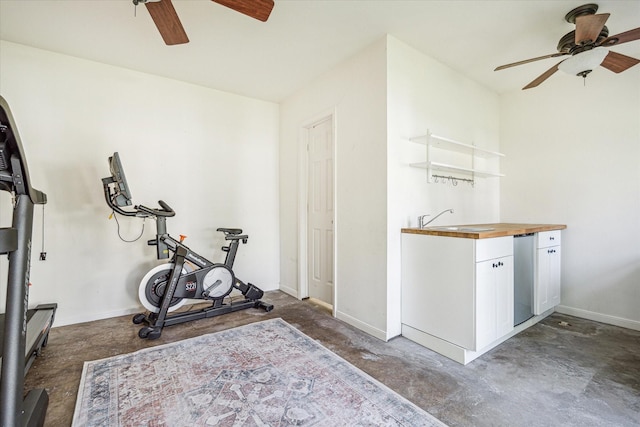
left=39, top=252, right=47, bottom=261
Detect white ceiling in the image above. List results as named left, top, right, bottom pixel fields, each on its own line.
left=1, top=0, right=639, bottom=102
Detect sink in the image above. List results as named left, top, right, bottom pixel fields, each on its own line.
left=426, top=226, right=495, bottom=232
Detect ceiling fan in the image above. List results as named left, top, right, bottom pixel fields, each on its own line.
left=133, top=0, right=275, bottom=45
left=495, top=3, right=640, bottom=89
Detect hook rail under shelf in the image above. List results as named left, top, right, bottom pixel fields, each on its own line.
left=432, top=174, right=475, bottom=187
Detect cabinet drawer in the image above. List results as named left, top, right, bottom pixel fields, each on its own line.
left=537, top=230, right=561, bottom=248
left=476, top=236, right=513, bottom=262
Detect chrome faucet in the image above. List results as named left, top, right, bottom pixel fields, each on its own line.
left=418, top=209, right=454, bottom=229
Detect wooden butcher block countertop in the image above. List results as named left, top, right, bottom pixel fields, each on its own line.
left=401, top=223, right=567, bottom=239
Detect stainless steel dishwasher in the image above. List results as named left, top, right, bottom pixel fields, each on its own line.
left=513, top=233, right=535, bottom=326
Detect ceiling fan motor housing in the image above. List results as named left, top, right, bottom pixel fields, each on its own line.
left=564, top=3, right=599, bottom=24
left=557, top=27, right=609, bottom=54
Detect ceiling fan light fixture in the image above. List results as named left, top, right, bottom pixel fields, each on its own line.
left=558, top=47, right=609, bottom=76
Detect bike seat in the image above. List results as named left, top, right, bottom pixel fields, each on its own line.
left=225, top=234, right=248, bottom=242
left=217, top=227, right=243, bottom=235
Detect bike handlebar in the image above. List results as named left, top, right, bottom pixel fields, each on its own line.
left=103, top=177, right=175, bottom=218
left=158, top=200, right=174, bottom=215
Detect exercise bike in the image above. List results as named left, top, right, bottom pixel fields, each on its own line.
left=102, top=152, right=273, bottom=340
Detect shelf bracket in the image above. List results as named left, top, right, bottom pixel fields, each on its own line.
left=426, top=130, right=433, bottom=183
left=471, top=141, right=475, bottom=183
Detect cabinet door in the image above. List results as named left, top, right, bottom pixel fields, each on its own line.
left=475, top=256, right=514, bottom=351
left=548, top=246, right=561, bottom=308
left=475, top=259, right=497, bottom=350
left=535, top=246, right=561, bottom=314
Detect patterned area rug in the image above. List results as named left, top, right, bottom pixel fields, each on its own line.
left=73, top=318, right=445, bottom=426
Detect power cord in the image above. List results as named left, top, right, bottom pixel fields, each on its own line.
left=39, top=204, right=46, bottom=260
left=110, top=209, right=146, bottom=242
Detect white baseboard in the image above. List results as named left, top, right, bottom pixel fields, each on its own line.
left=279, top=284, right=299, bottom=299
left=555, top=305, right=640, bottom=331
left=336, top=310, right=387, bottom=341
left=53, top=307, right=141, bottom=328
left=51, top=285, right=287, bottom=328
left=278, top=284, right=388, bottom=341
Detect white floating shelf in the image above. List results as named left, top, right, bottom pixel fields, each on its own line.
left=427, top=161, right=505, bottom=178
left=410, top=133, right=504, bottom=158
left=409, top=130, right=505, bottom=183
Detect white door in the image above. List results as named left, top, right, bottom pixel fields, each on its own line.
left=307, top=117, right=334, bottom=305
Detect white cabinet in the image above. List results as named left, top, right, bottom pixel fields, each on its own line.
left=534, top=231, right=561, bottom=314
left=475, top=255, right=514, bottom=350
left=401, top=234, right=513, bottom=352
left=409, top=131, right=504, bottom=183
left=401, top=224, right=564, bottom=364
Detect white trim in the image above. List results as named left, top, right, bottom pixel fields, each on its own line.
left=298, top=108, right=337, bottom=316
left=555, top=305, right=640, bottom=331
left=297, top=120, right=308, bottom=299
left=336, top=310, right=388, bottom=341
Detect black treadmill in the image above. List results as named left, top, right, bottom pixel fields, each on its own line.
left=0, top=96, right=57, bottom=427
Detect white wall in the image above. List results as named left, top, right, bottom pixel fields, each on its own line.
left=279, top=38, right=389, bottom=339
left=387, top=36, right=501, bottom=337
left=279, top=36, right=500, bottom=340
left=500, top=66, right=640, bottom=330
left=5, top=32, right=634, bottom=340
left=0, top=41, right=280, bottom=326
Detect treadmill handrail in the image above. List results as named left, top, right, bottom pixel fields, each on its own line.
left=0, top=96, right=47, bottom=205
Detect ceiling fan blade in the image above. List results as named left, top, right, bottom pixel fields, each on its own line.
left=522, top=62, right=561, bottom=90
left=212, top=0, right=274, bottom=22
left=600, top=50, right=640, bottom=73
left=599, top=27, right=640, bottom=47
left=575, top=13, right=609, bottom=45
left=145, top=0, right=189, bottom=45
left=494, top=53, right=566, bottom=71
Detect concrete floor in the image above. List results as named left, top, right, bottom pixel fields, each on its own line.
left=23, top=291, right=640, bottom=426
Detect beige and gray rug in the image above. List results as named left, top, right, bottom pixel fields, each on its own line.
left=73, top=318, right=446, bottom=426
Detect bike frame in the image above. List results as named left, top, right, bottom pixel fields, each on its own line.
left=148, top=233, right=239, bottom=300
